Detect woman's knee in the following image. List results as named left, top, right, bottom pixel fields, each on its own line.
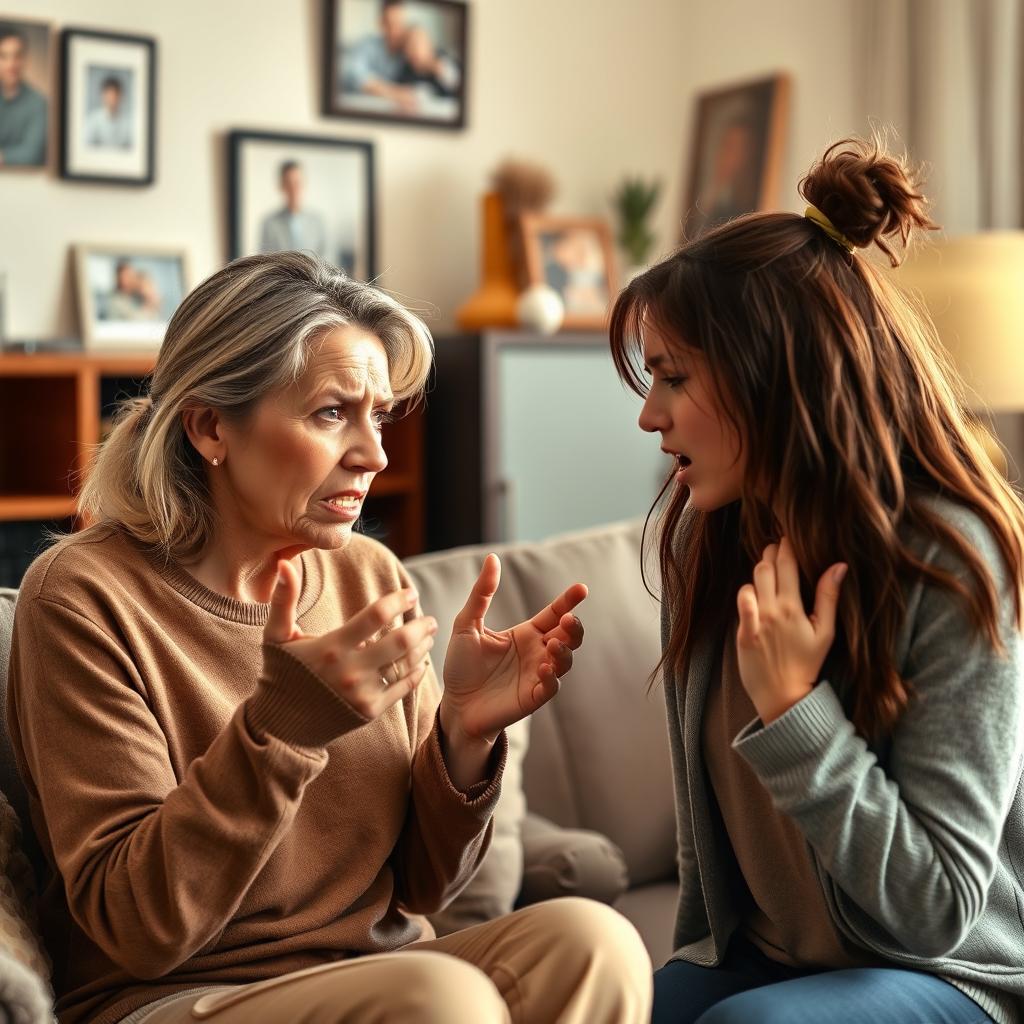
left=696, top=990, right=811, bottom=1024
left=385, top=952, right=507, bottom=1023
left=524, top=897, right=652, bottom=977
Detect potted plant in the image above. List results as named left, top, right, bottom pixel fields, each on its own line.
left=613, top=176, right=661, bottom=282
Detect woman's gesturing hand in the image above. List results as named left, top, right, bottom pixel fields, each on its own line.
left=263, top=559, right=438, bottom=720
left=735, top=536, right=847, bottom=725
left=440, top=553, right=587, bottom=743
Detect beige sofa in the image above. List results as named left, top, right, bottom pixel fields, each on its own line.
left=0, top=517, right=678, bottom=1018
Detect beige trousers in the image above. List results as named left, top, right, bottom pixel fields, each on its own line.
left=132, top=898, right=652, bottom=1024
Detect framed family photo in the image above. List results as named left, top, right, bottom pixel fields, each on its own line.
left=228, top=130, right=376, bottom=280
left=682, top=73, right=790, bottom=239
left=74, top=243, right=189, bottom=351
left=518, top=214, right=617, bottom=330
left=60, top=28, right=156, bottom=185
left=0, top=17, right=53, bottom=170
left=323, top=0, right=469, bottom=129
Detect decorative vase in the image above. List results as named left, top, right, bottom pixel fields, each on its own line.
left=516, top=284, right=564, bottom=335
left=455, top=192, right=520, bottom=330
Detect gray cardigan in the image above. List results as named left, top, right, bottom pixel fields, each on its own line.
left=664, top=497, right=1024, bottom=1024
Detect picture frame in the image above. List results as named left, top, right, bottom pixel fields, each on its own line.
left=59, top=28, right=156, bottom=185
left=322, top=0, right=469, bottom=130
left=228, top=129, right=376, bottom=280
left=74, top=243, right=190, bottom=351
left=681, top=73, right=790, bottom=239
left=518, top=214, right=618, bottom=330
left=0, top=17, right=54, bottom=171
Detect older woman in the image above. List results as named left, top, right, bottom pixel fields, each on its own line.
left=7, top=253, right=651, bottom=1024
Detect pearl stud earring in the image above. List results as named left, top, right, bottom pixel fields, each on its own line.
left=211, top=457, right=220, bottom=466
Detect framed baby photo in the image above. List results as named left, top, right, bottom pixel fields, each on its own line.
left=0, top=17, right=53, bottom=170
left=323, top=0, right=469, bottom=129
left=518, top=214, right=617, bottom=330
left=59, top=28, right=157, bottom=185
left=74, top=243, right=190, bottom=351
left=681, top=73, right=790, bottom=239
left=228, top=129, right=376, bottom=281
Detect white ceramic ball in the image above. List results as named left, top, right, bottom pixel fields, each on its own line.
left=516, top=284, right=565, bottom=335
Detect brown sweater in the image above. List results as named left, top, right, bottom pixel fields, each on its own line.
left=7, top=525, right=506, bottom=1024
left=702, top=633, right=876, bottom=969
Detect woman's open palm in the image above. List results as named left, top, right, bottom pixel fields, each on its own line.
left=442, top=554, right=587, bottom=740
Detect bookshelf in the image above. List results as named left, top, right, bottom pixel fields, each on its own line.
left=0, top=351, right=425, bottom=586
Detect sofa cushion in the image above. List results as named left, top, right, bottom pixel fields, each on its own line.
left=403, top=553, right=531, bottom=934
left=406, top=519, right=677, bottom=890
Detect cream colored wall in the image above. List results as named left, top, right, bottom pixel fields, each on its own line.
left=1, top=0, right=862, bottom=342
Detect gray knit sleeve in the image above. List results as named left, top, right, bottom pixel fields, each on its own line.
left=732, top=505, right=1024, bottom=960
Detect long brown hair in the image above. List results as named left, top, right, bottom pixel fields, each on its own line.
left=610, top=135, right=1024, bottom=739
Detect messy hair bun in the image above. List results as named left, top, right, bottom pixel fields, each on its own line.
left=799, top=134, right=939, bottom=266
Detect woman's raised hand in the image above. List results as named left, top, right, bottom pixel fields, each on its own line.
left=735, top=536, right=847, bottom=725
left=440, top=553, right=587, bottom=742
left=263, top=559, right=438, bottom=720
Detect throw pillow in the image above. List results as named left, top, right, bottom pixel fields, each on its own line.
left=517, top=810, right=630, bottom=907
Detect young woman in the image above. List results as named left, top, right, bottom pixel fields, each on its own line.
left=610, top=136, right=1024, bottom=1024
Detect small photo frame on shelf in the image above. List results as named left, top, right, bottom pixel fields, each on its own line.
left=228, top=130, right=376, bottom=280
left=323, top=0, right=468, bottom=129
left=74, top=243, right=190, bottom=351
left=682, top=73, right=790, bottom=239
left=0, top=17, right=53, bottom=170
left=518, top=214, right=617, bottom=330
left=59, top=28, right=156, bottom=185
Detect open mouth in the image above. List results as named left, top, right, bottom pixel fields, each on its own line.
left=676, top=455, right=692, bottom=468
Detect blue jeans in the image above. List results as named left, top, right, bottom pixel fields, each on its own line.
left=652, top=935, right=993, bottom=1024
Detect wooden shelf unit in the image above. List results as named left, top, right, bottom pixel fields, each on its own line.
left=0, top=351, right=426, bottom=568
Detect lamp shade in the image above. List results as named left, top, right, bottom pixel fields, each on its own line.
left=893, top=231, right=1024, bottom=411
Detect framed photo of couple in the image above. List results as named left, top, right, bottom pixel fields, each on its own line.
left=322, top=0, right=469, bottom=129
left=74, top=243, right=190, bottom=351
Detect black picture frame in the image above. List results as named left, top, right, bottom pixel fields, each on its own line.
left=228, top=130, right=376, bottom=280
left=59, top=27, right=156, bottom=186
left=322, top=0, right=469, bottom=130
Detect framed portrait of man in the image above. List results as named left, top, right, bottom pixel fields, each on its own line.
left=0, top=17, right=52, bottom=170
left=323, top=0, right=469, bottom=129
left=518, top=215, right=617, bottom=330
left=60, top=28, right=157, bottom=185
left=228, top=130, right=376, bottom=281
left=681, top=73, right=790, bottom=239
left=74, top=243, right=190, bottom=351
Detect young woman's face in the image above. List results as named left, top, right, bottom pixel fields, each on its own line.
left=638, top=320, right=746, bottom=511
left=215, top=325, right=392, bottom=552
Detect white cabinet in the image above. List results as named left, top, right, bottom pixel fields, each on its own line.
left=427, top=331, right=671, bottom=548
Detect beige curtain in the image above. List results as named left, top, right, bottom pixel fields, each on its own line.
left=857, top=0, right=1024, bottom=232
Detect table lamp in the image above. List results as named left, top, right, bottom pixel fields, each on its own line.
left=892, top=231, right=1024, bottom=476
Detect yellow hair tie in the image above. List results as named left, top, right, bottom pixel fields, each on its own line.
left=804, top=205, right=856, bottom=253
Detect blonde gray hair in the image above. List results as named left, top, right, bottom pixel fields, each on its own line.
left=79, top=251, right=434, bottom=559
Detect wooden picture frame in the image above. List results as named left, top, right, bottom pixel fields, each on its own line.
left=59, top=28, right=156, bottom=185
left=228, top=129, right=376, bottom=280
left=0, top=16, right=54, bottom=171
left=322, top=0, right=469, bottom=130
left=74, top=242, right=190, bottom=351
left=681, top=73, right=790, bottom=239
left=519, top=214, right=617, bottom=330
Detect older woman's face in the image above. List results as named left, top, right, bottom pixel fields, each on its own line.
left=218, top=325, right=392, bottom=552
